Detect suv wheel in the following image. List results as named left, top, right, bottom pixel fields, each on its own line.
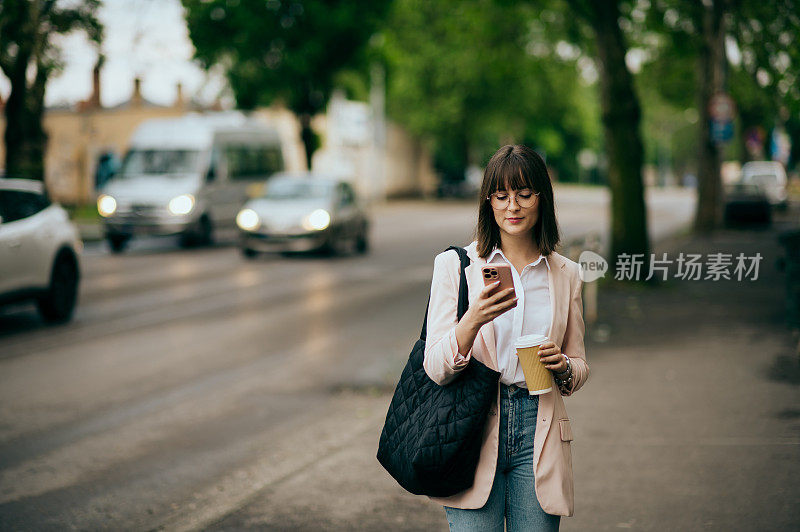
left=37, top=252, right=79, bottom=323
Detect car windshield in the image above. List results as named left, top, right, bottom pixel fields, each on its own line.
left=119, top=149, right=201, bottom=177
left=750, top=174, right=779, bottom=185
left=728, top=182, right=761, bottom=193
left=262, top=180, right=334, bottom=200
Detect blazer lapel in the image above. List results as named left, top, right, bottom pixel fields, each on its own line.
left=547, top=253, right=569, bottom=347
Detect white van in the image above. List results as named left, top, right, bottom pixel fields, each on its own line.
left=97, top=113, right=284, bottom=252
left=741, top=161, right=788, bottom=209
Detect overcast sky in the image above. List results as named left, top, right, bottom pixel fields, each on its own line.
left=0, top=0, right=226, bottom=108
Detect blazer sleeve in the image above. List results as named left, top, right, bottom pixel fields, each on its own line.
left=561, top=266, right=590, bottom=396
left=423, top=250, right=471, bottom=386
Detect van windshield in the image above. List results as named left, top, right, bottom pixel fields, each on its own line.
left=119, top=149, right=201, bottom=177
left=263, top=181, right=334, bottom=200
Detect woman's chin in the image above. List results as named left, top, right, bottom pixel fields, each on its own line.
left=501, top=223, right=533, bottom=235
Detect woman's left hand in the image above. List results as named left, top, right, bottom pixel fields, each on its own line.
left=538, top=341, right=567, bottom=373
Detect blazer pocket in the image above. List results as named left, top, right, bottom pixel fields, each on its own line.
left=558, top=418, right=574, bottom=442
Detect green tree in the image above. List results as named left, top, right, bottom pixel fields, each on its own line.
left=182, top=0, right=391, bottom=169
left=381, top=0, right=599, bottom=187
left=0, top=0, right=102, bottom=181
left=646, top=0, right=800, bottom=231
left=558, top=0, right=650, bottom=263
left=727, top=0, right=800, bottom=166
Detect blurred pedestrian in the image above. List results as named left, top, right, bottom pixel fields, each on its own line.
left=424, top=144, right=590, bottom=531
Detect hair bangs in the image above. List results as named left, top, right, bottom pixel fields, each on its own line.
left=489, top=155, right=534, bottom=193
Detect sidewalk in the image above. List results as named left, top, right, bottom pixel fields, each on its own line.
left=562, top=215, right=799, bottom=530
left=205, top=213, right=799, bottom=531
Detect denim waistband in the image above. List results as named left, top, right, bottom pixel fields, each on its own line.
left=500, top=383, right=533, bottom=399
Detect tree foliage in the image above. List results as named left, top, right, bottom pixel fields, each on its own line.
left=642, top=0, right=800, bottom=230
left=182, top=0, right=391, bottom=168
left=0, top=0, right=102, bottom=181
left=380, top=0, right=600, bottom=184
left=643, top=1, right=800, bottom=159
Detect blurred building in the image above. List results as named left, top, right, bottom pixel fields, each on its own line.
left=312, top=90, right=437, bottom=200
left=0, top=66, right=435, bottom=204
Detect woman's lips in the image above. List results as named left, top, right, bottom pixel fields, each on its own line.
left=507, top=217, right=523, bottom=223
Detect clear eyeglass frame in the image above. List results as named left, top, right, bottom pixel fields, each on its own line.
left=487, top=189, right=540, bottom=209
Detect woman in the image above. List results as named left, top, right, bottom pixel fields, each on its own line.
left=423, top=145, right=589, bottom=531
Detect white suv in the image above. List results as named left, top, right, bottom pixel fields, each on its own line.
left=0, top=178, right=82, bottom=323
left=741, top=161, right=789, bottom=209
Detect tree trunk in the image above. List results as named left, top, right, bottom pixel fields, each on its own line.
left=4, top=81, right=47, bottom=182
left=694, top=0, right=726, bottom=233
left=588, top=0, right=650, bottom=264
left=2, top=1, right=48, bottom=182
left=299, top=113, right=317, bottom=171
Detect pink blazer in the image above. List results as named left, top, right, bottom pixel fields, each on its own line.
left=423, top=241, right=589, bottom=516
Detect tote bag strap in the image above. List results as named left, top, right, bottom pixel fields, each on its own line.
left=420, top=246, right=470, bottom=341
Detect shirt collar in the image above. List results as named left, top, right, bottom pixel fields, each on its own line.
left=487, top=247, right=550, bottom=271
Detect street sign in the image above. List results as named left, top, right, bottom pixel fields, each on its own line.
left=711, top=120, right=734, bottom=144
left=709, top=93, right=735, bottom=121
left=708, top=93, right=736, bottom=145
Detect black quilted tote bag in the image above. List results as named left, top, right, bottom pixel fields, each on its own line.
left=377, top=246, right=500, bottom=497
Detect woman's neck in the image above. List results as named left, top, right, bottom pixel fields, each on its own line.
left=498, top=233, right=540, bottom=262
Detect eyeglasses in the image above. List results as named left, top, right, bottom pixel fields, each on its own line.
left=487, top=189, right=539, bottom=209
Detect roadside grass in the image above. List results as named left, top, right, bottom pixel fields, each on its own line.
left=64, top=204, right=99, bottom=224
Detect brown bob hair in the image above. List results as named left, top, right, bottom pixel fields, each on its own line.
left=475, top=144, right=561, bottom=258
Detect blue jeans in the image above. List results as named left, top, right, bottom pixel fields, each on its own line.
left=444, top=384, right=560, bottom=531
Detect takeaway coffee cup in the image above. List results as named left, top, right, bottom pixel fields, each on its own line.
left=514, top=334, right=552, bottom=395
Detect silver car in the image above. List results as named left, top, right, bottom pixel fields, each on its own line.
left=236, top=174, right=370, bottom=257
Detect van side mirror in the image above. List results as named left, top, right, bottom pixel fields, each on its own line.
left=206, top=165, right=216, bottom=182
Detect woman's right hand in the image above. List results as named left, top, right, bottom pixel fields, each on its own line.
left=464, top=281, right=517, bottom=331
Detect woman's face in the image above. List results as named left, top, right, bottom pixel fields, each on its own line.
left=490, top=186, right=540, bottom=241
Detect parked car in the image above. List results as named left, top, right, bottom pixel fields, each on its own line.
left=741, top=161, right=788, bottom=209
left=97, top=112, right=285, bottom=252
left=723, top=181, right=772, bottom=226
left=236, top=174, right=370, bottom=257
left=0, top=178, right=81, bottom=323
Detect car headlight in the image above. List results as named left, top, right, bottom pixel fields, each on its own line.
left=97, top=194, right=117, bottom=217
left=302, top=209, right=331, bottom=231
left=236, top=208, right=261, bottom=231
left=168, top=194, right=195, bottom=215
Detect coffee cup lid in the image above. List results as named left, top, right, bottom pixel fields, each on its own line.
left=514, top=334, right=548, bottom=349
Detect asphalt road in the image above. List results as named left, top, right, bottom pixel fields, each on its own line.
left=0, top=186, right=695, bottom=530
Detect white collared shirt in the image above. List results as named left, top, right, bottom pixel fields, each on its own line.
left=487, top=248, right=551, bottom=387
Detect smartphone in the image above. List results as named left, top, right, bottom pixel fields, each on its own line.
left=481, top=263, right=515, bottom=297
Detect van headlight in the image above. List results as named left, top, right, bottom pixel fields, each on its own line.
left=168, top=194, right=195, bottom=215
left=302, top=209, right=331, bottom=231
left=97, top=194, right=117, bottom=217
left=236, top=208, right=261, bottom=231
